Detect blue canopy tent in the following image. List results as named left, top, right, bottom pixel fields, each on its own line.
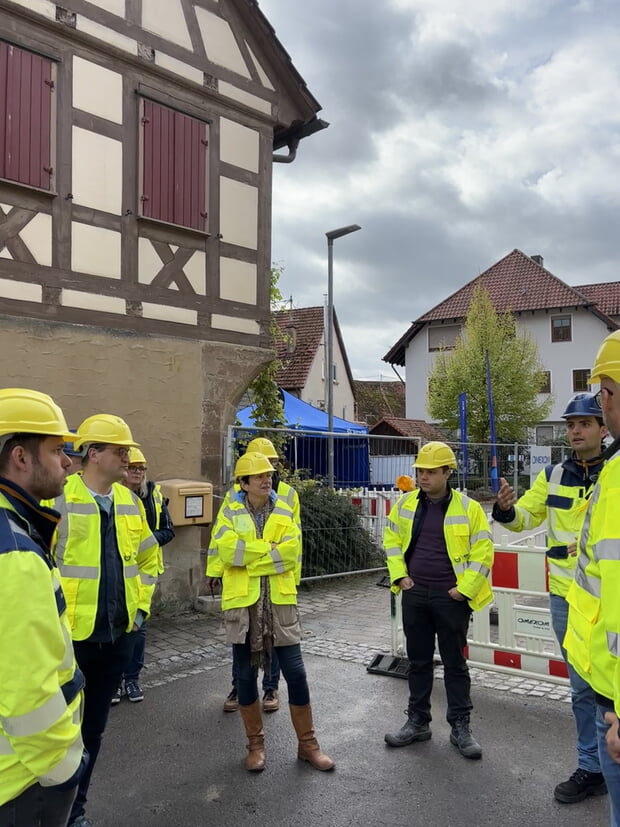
left=236, top=390, right=370, bottom=487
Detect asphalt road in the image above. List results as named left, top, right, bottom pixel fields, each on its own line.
left=89, top=655, right=609, bottom=827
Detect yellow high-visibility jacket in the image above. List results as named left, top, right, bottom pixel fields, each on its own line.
left=52, top=474, right=159, bottom=640
left=565, top=449, right=620, bottom=712
left=384, top=488, right=494, bottom=611
left=492, top=456, right=603, bottom=597
left=211, top=493, right=300, bottom=610
left=207, top=480, right=302, bottom=583
left=0, top=487, right=84, bottom=806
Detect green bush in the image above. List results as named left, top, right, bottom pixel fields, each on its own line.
left=299, top=486, right=382, bottom=578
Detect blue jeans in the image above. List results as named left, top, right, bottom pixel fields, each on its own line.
left=124, top=625, right=147, bottom=683
left=233, top=642, right=309, bottom=707
left=597, top=705, right=620, bottom=827
left=550, top=593, right=600, bottom=772
left=232, top=646, right=280, bottom=693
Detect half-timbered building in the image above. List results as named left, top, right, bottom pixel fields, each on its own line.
left=0, top=0, right=324, bottom=605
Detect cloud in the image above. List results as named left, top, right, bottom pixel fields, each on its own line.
left=259, top=0, right=620, bottom=379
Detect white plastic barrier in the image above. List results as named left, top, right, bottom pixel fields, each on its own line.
left=390, top=542, right=569, bottom=685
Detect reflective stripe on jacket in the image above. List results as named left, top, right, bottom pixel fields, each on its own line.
left=565, top=449, right=620, bottom=711
left=494, top=456, right=602, bottom=597
left=52, top=474, right=159, bottom=640
left=0, top=493, right=84, bottom=806
left=384, top=488, right=494, bottom=611
left=206, top=480, right=302, bottom=582
left=211, top=496, right=300, bottom=610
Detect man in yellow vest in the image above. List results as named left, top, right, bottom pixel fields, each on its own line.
left=383, top=442, right=493, bottom=759
left=0, top=389, right=86, bottom=827
left=565, top=330, right=620, bottom=827
left=493, top=392, right=607, bottom=804
left=52, top=414, right=159, bottom=827
left=208, top=436, right=301, bottom=714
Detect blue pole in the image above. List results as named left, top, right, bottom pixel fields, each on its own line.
left=459, top=392, right=468, bottom=487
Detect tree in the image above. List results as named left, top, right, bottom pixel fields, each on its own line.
left=427, top=286, right=552, bottom=442
left=243, top=265, right=287, bottom=451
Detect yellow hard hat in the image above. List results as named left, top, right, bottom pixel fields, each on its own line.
left=73, top=414, right=139, bottom=451
left=414, top=442, right=457, bottom=470
left=589, top=330, right=620, bottom=385
left=396, top=474, right=415, bottom=492
left=246, top=437, right=278, bottom=459
left=128, top=447, right=147, bottom=465
left=0, top=388, right=73, bottom=440
left=234, top=451, right=275, bottom=478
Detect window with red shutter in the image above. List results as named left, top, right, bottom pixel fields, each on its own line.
left=140, top=99, right=209, bottom=232
left=0, top=41, right=54, bottom=190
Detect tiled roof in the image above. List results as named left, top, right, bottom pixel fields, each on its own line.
left=354, top=380, right=406, bottom=426
left=574, top=282, right=620, bottom=317
left=384, top=249, right=618, bottom=365
left=370, top=417, right=449, bottom=442
left=274, top=306, right=324, bottom=390
left=273, top=306, right=355, bottom=392
left=419, top=249, right=589, bottom=321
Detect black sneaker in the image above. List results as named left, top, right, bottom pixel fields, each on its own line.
left=450, top=717, right=482, bottom=759
left=110, top=685, right=122, bottom=706
left=554, top=768, right=607, bottom=803
left=384, top=713, right=431, bottom=747
left=125, top=680, right=144, bottom=703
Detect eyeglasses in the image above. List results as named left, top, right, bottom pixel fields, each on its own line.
left=129, top=466, right=147, bottom=472
left=594, top=388, right=614, bottom=407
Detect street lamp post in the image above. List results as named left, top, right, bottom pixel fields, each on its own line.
left=326, top=224, right=361, bottom=489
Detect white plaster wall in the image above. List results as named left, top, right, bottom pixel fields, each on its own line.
left=154, top=52, right=203, bottom=85
left=73, top=57, right=123, bottom=124
left=76, top=16, right=136, bottom=54
left=183, top=251, right=207, bottom=295
left=0, top=277, right=42, bottom=303
left=141, top=0, right=192, bottom=49
left=142, top=303, right=197, bottom=325
left=72, top=128, right=122, bottom=215
left=220, top=178, right=258, bottom=249
left=219, top=82, right=271, bottom=115
left=138, top=237, right=162, bottom=285
left=220, top=119, right=259, bottom=173
left=19, top=213, right=52, bottom=266
left=86, top=0, right=125, bottom=16
left=211, top=314, right=260, bottom=335
left=72, top=223, right=121, bottom=278
left=62, top=289, right=125, bottom=315
left=302, top=324, right=356, bottom=422
left=219, top=257, right=256, bottom=304
left=404, top=309, right=612, bottom=423
left=195, top=7, right=250, bottom=77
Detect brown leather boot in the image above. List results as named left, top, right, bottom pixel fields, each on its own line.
left=239, top=700, right=265, bottom=772
left=289, top=703, right=335, bottom=771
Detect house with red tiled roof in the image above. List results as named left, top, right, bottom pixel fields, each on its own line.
left=369, top=417, right=449, bottom=444
left=383, top=249, right=619, bottom=440
left=274, top=306, right=356, bottom=422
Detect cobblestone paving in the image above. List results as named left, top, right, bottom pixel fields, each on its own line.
left=143, top=574, right=571, bottom=703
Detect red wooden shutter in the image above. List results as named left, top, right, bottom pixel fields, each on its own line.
left=0, top=41, right=53, bottom=190
left=142, top=100, right=207, bottom=231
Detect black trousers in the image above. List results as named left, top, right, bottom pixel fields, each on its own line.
left=402, top=584, right=473, bottom=725
left=69, top=635, right=133, bottom=822
left=0, top=783, right=75, bottom=827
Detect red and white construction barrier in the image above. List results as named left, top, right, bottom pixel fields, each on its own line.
left=390, top=543, right=569, bottom=685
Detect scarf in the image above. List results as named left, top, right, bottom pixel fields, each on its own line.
left=245, top=494, right=275, bottom=669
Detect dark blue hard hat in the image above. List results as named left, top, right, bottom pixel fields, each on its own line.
left=64, top=429, right=81, bottom=457
left=561, top=392, right=603, bottom=419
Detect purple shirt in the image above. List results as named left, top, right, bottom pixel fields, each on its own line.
left=408, top=498, right=457, bottom=590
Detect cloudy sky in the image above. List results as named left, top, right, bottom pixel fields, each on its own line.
left=257, top=0, right=620, bottom=381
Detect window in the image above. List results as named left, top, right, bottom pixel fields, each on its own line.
left=428, top=324, right=461, bottom=351
left=140, top=99, right=209, bottom=232
left=551, top=315, right=572, bottom=343
left=0, top=41, right=54, bottom=190
left=573, top=369, right=589, bottom=392
left=539, top=371, right=551, bottom=394
left=536, top=425, right=554, bottom=444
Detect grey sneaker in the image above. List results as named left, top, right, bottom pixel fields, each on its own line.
left=384, top=713, right=431, bottom=747
left=450, top=717, right=482, bottom=759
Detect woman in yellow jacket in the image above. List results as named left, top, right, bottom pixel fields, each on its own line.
left=211, top=451, right=333, bottom=773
